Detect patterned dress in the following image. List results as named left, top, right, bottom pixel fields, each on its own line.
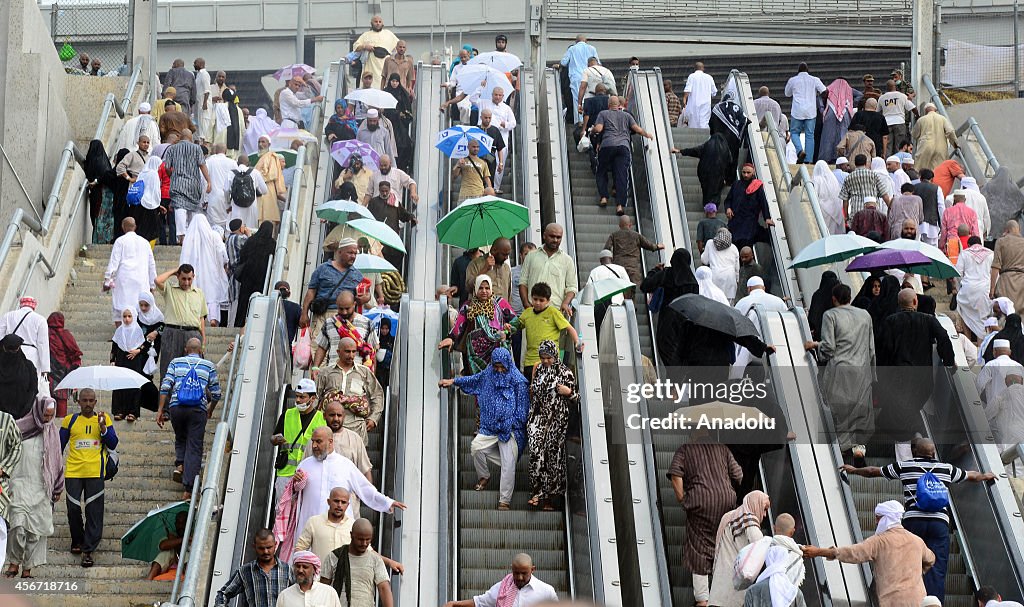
left=527, top=358, right=578, bottom=500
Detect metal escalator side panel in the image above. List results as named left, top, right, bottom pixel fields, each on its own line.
left=575, top=303, right=624, bottom=605
left=753, top=306, right=872, bottom=607
left=628, top=68, right=690, bottom=255
left=520, top=68, right=545, bottom=241
left=729, top=71, right=800, bottom=306
left=928, top=317, right=1024, bottom=598
left=599, top=302, right=671, bottom=607
left=409, top=64, right=446, bottom=301
left=544, top=69, right=572, bottom=240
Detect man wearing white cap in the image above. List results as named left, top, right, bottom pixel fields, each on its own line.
left=731, top=276, right=788, bottom=378
left=949, top=176, right=990, bottom=240
left=833, top=156, right=851, bottom=187
left=976, top=339, right=1024, bottom=411
left=356, top=108, right=397, bottom=162
left=886, top=155, right=911, bottom=194
left=271, top=378, right=326, bottom=498
left=902, top=156, right=919, bottom=181
left=116, top=102, right=161, bottom=153
left=586, top=249, right=630, bottom=331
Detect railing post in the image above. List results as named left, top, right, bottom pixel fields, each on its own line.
left=1015, top=0, right=1021, bottom=98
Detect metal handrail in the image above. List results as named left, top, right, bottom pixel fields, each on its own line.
left=921, top=73, right=1001, bottom=181
left=268, top=146, right=308, bottom=290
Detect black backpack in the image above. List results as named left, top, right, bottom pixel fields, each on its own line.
left=230, top=168, right=256, bottom=207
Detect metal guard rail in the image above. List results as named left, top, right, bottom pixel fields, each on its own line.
left=922, top=74, right=1001, bottom=181
left=0, top=60, right=144, bottom=295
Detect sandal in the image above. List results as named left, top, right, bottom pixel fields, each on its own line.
left=20, top=571, right=32, bottom=578
left=70, top=545, right=82, bottom=555
left=126, top=414, right=137, bottom=423
left=113, top=415, right=124, bottom=421
left=4, top=565, right=18, bottom=578
left=526, top=495, right=542, bottom=507
left=473, top=478, right=490, bottom=491
left=598, top=198, right=608, bottom=207
left=81, top=553, right=94, bottom=568
left=616, top=205, right=625, bottom=216
left=497, top=502, right=511, bottom=511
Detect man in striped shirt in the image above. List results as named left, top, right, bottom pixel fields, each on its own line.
left=839, top=153, right=893, bottom=217
left=215, top=528, right=292, bottom=606
left=162, top=128, right=212, bottom=243
left=842, top=437, right=996, bottom=602
left=157, top=337, right=222, bottom=500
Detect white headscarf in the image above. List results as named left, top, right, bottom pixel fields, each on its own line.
left=871, top=156, right=894, bottom=201
left=137, top=291, right=165, bottom=326
left=243, top=108, right=279, bottom=155
left=696, top=266, right=729, bottom=305
left=961, top=176, right=980, bottom=192
left=180, top=214, right=230, bottom=309
left=755, top=545, right=800, bottom=607
left=112, top=306, right=146, bottom=352
left=995, top=297, right=1016, bottom=317
left=874, top=500, right=905, bottom=534
left=138, top=155, right=163, bottom=210
left=812, top=160, right=844, bottom=235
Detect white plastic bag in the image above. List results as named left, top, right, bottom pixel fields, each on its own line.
left=577, top=135, right=592, bottom=153
left=733, top=536, right=772, bottom=590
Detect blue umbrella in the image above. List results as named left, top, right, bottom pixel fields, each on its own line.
left=364, top=306, right=399, bottom=334
left=435, top=125, right=494, bottom=159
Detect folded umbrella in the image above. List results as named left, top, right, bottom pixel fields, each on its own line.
left=467, top=51, right=523, bottom=73
left=452, top=65, right=514, bottom=102
left=121, top=501, right=189, bottom=563
left=435, top=125, right=494, bottom=159
left=316, top=199, right=375, bottom=223
left=845, top=249, right=931, bottom=273
left=789, top=234, right=880, bottom=269
left=273, top=64, right=315, bottom=82
left=345, top=218, right=406, bottom=254
left=248, top=149, right=299, bottom=170
left=436, top=196, right=530, bottom=249
left=344, top=88, right=398, bottom=109
left=56, top=366, right=150, bottom=392
left=330, top=140, right=381, bottom=171
left=354, top=253, right=398, bottom=274
left=878, top=238, right=961, bottom=279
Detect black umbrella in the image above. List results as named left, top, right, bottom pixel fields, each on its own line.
left=668, top=294, right=760, bottom=340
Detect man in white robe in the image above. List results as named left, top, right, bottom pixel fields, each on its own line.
left=103, top=217, right=157, bottom=324
left=732, top=276, right=788, bottom=378
left=0, top=296, right=50, bottom=379
left=115, top=102, right=161, bottom=153
left=476, top=87, right=517, bottom=191
left=230, top=156, right=267, bottom=229
left=193, top=59, right=214, bottom=141
left=886, top=155, right=911, bottom=195
left=976, top=339, right=1024, bottom=415
left=953, top=176, right=991, bottom=240
left=988, top=375, right=1024, bottom=459
left=682, top=62, right=716, bottom=129
left=204, top=144, right=238, bottom=232
left=352, top=15, right=399, bottom=89
left=287, top=427, right=404, bottom=555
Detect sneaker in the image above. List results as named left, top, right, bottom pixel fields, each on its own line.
left=172, top=467, right=183, bottom=484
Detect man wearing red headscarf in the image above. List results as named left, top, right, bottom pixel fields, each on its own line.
left=723, top=164, right=775, bottom=250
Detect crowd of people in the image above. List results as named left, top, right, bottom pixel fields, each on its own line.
left=2, top=25, right=1022, bottom=607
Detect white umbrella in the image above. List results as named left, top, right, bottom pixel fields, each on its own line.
left=345, top=88, right=398, bottom=109
left=354, top=254, right=399, bottom=274
left=452, top=65, right=514, bottom=102
left=56, top=366, right=150, bottom=392
left=467, top=51, right=523, bottom=73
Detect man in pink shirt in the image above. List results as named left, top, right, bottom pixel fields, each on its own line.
left=941, top=191, right=979, bottom=244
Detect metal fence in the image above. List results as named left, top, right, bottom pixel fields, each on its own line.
left=546, top=0, right=912, bottom=25
left=42, top=0, right=130, bottom=76
left=938, top=0, right=1024, bottom=99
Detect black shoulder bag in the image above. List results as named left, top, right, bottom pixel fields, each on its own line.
left=311, top=267, right=355, bottom=316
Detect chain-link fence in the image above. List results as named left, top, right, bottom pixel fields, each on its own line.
left=42, top=0, right=130, bottom=76
left=938, top=0, right=1024, bottom=101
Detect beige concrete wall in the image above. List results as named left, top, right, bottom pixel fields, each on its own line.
left=0, top=0, right=76, bottom=226
left=947, top=98, right=1024, bottom=184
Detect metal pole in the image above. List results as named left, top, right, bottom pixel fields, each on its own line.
left=1015, top=0, right=1021, bottom=97
left=296, top=0, right=306, bottom=64
left=150, top=0, right=158, bottom=102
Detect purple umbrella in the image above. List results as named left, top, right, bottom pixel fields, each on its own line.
left=846, top=249, right=931, bottom=272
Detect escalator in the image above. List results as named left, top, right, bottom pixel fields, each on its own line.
left=671, top=124, right=711, bottom=255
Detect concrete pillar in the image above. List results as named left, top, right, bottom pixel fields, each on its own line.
left=130, top=0, right=154, bottom=86
left=911, top=0, right=935, bottom=99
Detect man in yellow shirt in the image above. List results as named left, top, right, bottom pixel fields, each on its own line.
left=60, top=389, right=118, bottom=568
left=452, top=140, right=492, bottom=203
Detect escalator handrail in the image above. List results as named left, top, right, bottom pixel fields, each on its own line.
left=728, top=70, right=800, bottom=306
left=408, top=63, right=447, bottom=300
left=519, top=68, right=545, bottom=241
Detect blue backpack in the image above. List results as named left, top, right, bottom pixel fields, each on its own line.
left=915, top=466, right=950, bottom=512
left=126, top=179, right=145, bottom=206
left=176, top=360, right=207, bottom=407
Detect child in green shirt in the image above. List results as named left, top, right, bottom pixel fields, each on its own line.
left=507, top=282, right=583, bottom=377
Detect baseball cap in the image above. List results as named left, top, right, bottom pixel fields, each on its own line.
left=296, top=378, right=317, bottom=394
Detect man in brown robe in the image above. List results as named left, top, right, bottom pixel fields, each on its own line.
left=604, top=215, right=664, bottom=284
left=667, top=441, right=742, bottom=607
left=991, top=220, right=1024, bottom=312
left=803, top=500, right=935, bottom=607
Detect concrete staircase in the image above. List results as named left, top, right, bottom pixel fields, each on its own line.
left=30, top=243, right=238, bottom=607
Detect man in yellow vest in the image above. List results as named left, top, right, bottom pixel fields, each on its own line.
left=271, top=378, right=326, bottom=497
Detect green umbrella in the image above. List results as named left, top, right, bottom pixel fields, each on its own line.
left=121, top=501, right=189, bottom=563
left=247, top=149, right=298, bottom=169
left=789, top=234, right=879, bottom=269
left=354, top=253, right=398, bottom=274
left=345, top=218, right=406, bottom=254
left=436, top=196, right=530, bottom=250
left=316, top=199, right=374, bottom=223
left=583, top=276, right=635, bottom=304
